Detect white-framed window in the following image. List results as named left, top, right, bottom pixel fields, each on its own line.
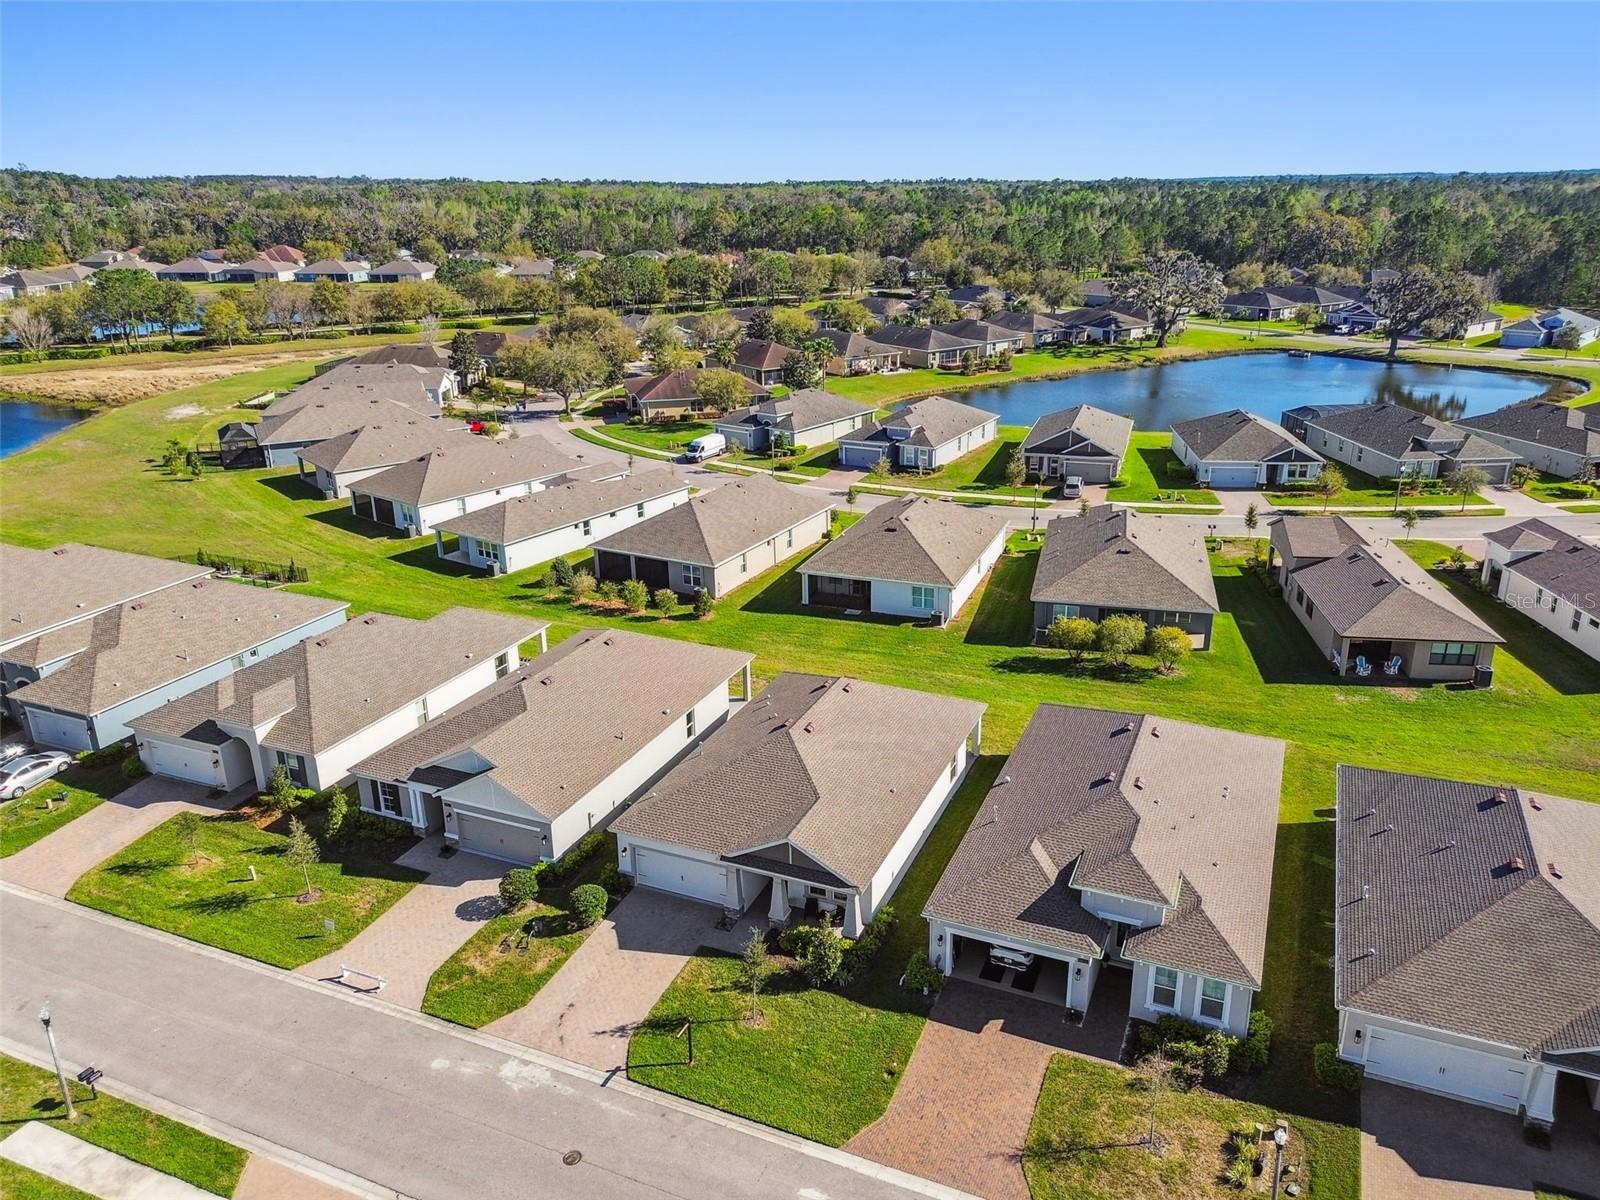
left=786, top=527, right=794, bottom=549
left=684, top=708, right=696, bottom=739
left=1199, top=978, right=1227, bottom=1022
left=494, top=650, right=511, bottom=679
left=1151, top=965, right=1179, bottom=1010
left=740, top=552, right=749, bottom=574
left=414, top=696, right=430, bottom=726
left=682, top=563, right=703, bottom=590
left=456, top=499, right=468, bottom=515
left=581, top=518, right=592, bottom=537
left=911, top=585, right=936, bottom=610
left=376, top=780, right=404, bottom=817
left=275, top=751, right=307, bottom=786
left=637, top=503, right=646, bottom=518
left=1052, top=603, right=1083, bottom=620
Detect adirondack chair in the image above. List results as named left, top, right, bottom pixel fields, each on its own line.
left=1355, top=656, right=1373, bottom=677
left=1383, top=655, right=1403, bottom=677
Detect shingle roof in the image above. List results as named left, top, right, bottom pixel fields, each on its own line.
left=860, top=296, right=911, bottom=320
left=432, top=470, right=689, bottom=544
left=350, top=343, right=450, bottom=370
left=844, top=395, right=997, bottom=451
left=1487, top=518, right=1600, bottom=617
left=933, top=319, right=1022, bottom=344
left=1290, top=537, right=1503, bottom=643
left=865, top=324, right=978, bottom=353
left=1171, top=409, right=1320, bottom=463
left=1031, top=506, right=1218, bottom=613
left=9, top=581, right=347, bottom=718
left=298, top=259, right=366, bottom=276
left=814, top=328, right=895, bottom=358
left=591, top=475, right=832, bottom=567
left=1020, top=404, right=1133, bottom=459
left=927, top=706, right=1284, bottom=986
left=985, top=311, right=1068, bottom=335
left=352, top=629, right=752, bottom=820
left=159, top=257, right=227, bottom=275
left=1458, top=400, right=1600, bottom=459
left=1054, top=306, right=1153, bottom=331
left=624, top=369, right=767, bottom=405
left=1269, top=515, right=1364, bottom=562
left=715, top=389, right=868, bottom=438
left=255, top=364, right=447, bottom=447
left=802, top=497, right=1009, bottom=588
left=126, top=608, right=542, bottom=755
left=1302, top=404, right=1514, bottom=464
left=1335, top=767, right=1600, bottom=1055
left=370, top=259, right=435, bottom=276
left=350, top=437, right=588, bottom=507
left=1223, top=285, right=1352, bottom=310
left=295, top=422, right=468, bottom=474
left=614, top=673, right=985, bottom=889
left=734, top=339, right=793, bottom=371
left=1504, top=308, right=1600, bottom=337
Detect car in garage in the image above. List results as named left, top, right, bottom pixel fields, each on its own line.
left=0, top=751, right=73, bottom=799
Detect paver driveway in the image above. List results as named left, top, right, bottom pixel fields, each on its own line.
left=847, top=974, right=1130, bottom=1200
left=233, top=1155, right=359, bottom=1200
left=0, top=776, right=245, bottom=898
left=485, top=888, right=751, bottom=1072
left=296, top=838, right=504, bottom=1009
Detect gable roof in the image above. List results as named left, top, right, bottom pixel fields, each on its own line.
left=1458, top=400, right=1600, bottom=459
left=350, top=437, right=588, bottom=507
left=295, top=421, right=466, bottom=475
left=1301, top=403, right=1514, bottom=464
left=865, top=324, right=978, bottom=353
left=1172, top=409, right=1321, bottom=464
left=715, top=389, right=868, bottom=437
left=1504, top=307, right=1600, bottom=337
left=1269, top=514, right=1365, bottom=563
left=927, top=705, right=1284, bottom=987
left=370, top=259, right=434, bottom=276
left=349, top=343, right=451, bottom=370
left=1032, top=506, right=1218, bottom=614
left=254, top=368, right=447, bottom=449
left=801, top=496, right=1009, bottom=588
left=845, top=394, right=998, bottom=451
left=1487, top=518, right=1600, bottom=618
left=1223, top=285, right=1352, bottom=310
left=261, top=244, right=305, bottom=264
left=1335, top=766, right=1600, bottom=1056
left=1289, top=536, right=1503, bottom=643
left=160, top=257, right=227, bottom=276
left=814, top=327, right=895, bottom=358
left=592, top=475, right=831, bottom=567
left=433, top=470, right=689, bottom=545
left=985, top=310, right=1068, bottom=335
left=623, top=368, right=767, bottom=405
left=933, top=319, right=1023, bottom=343
left=1020, top=404, right=1134, bottom=459
left=614, top=673, right=985, bottom=889
left=298, top=258, right=366, bottom=276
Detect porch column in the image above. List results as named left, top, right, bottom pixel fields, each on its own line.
left=842, top=894, right=863, bottom=938
left=434, top=530, right=445, bottom=559
left=741, top=663, right=752, bottom=701
left=767, top=878, right=790, bottom=924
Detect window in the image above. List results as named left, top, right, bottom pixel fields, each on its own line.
left=1199, top=978, right=1227, bottom=1022
left=949, top=753, right=959, bottom=781
left=786, top=527, right=794, bottom=549
left=1536, top=587, right=1544, bottom=605
left=1428, top=641, right=1478, bottom=666
left=911, top=585, right=936, bottom=610
left=740, top=552, right=749, bottom=574
left=494, top=651, right=511, bottom=679
left=275, top=751, right=306, bottom=786
left=376, top=781, right=404, bottom=817
left=1295, top=585, right=1305, bottom=605
left=1305, top=599, right=1314, bottom=620
left=637, top=503, right=646, bottom=518
left=581, top=519, right=592, bottom=538
left=682, top=563, right=703, bottom=590
left=1151, top=966, right=1178, bottom=1010
left=415, top=696, right=430, bottom=726
left=1052, top=603, right=1083, bottom=620
left=684, top=709, right=696, bottom=739
left=1550, top=594, right=1559, bottom=613
left=1573, top=610, right=1583, bottom=632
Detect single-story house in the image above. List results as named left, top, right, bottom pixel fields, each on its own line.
left=1054, top=306, right=1156, bottom=343
left=931, top=319, right=1026, bottom=357
left=128, top=609, right=542, bottom=793
left=1457, top=400, right=1600, bottom=479
left=1078, top=279, right=1116, bottom=307
left=1170, top=409, right=1325, bottom=488
left=294, top=421, right=468, bottom=498
left=837, top=394, right=999, bottom=472
left=222, top=258, right=297, bottom=283
left=1020, top=404, right=1134, bottom=484
left=10, top=580, right=347, bottom=752
left=433, top=469, right=692, bottom=575
left=1499, top=307, right=1600, bottom=350
left=508, top=257, right=555, bottom=279
left=349, top=629, right=753, bottom=861
left=347, top=437, right=594, bottom=536
left=348, top=343, right=452, bottom=373
left=945, top=285, right=1014, bottom=308
left=1031, top=506, right=1219, bottom=648
left=1457, top=309, right=1503, bottom=340
left=1267, top=516, right=1503, bottom=681
left=369, top=259, right=436, bottom=283
left=573, top=249, right=605, bottom=262
left=1299, top=403, right=1517, bottom=484
left=800, top=496, right=1008, bottom=623
left=714, top=389, right=870, bottom=453
left=253, top=363, right=454, bottom=466
left=1480, top=518, right=1600, bottom=663
left=1221, top=285, right=1354, bottom=321
left=860, top=295, right=912, bottom=324
left=622, top=368, right=768, bottom=419
left=156, top=257, right=231, bottom=283
left=814, top=327, right=902, bottom=375
left=863, top=323, right=981, bottom=369
left=593, top=474, right=833, bottom=599
left=50, top=264, right=98, bottom=285
left=0, top=269, right=79, bottom=297
left=984, top=310, right=1075, bottom=348
left=925, top=704, right=1284, bottom=1036
left=1334, top=766, right=1600, bottom=1126
left=732, top=339, right=795, bottom=388
left=294, top=259, right=370, bottom=284
left=78, top=249, right=132, bottom=268
left=614, top=673, right=985, bottom=937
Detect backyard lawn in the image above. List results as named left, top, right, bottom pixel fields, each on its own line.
left=66, top=807, right=426, bottom=969
left=1104, top=432, right=1220, bottom=506
left=0, top=761, right=131, bottom=858
left=1265, top=464, right=1492, bottom=509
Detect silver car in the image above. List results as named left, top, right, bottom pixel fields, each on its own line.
left=1060, top=476, right=1084, bottom=499
left=0, top=752, right=72, bottom=799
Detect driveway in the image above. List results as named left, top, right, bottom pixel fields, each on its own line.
left=296, top=839, right=504, bottom=1009
left=0, top=776, right=246, bottom=898
left=485, top=888, right=752, bottom=1072
left=847, top=973, right=1130, bottom=1200
left=1362, top=1078, right=1600, bottom=1200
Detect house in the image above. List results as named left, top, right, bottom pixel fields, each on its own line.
left=50, top=264, right=98, bottom=284
left=0, top=544, right=211, bottom=706
left=1480, top=519, right=1600, bottom=662
left=1170, top=409, right=1325, bottom=488
left=1031, top=506, right=1219, bottom=648
left=1457, top=400, right=1600, bottom=479
left=156, top=258, right=231, bottom=282
left=593, top=475, right=833, bottom=599
left=863, top=323, right=980, bottom=369
left=860, top=295, right=912, bottom=324
left=836, top=395, right=998, bottom=471
left=1267, top=516, right=1503, bottom=681
left=713, top=389, right=871, bottom=453
left=0, top=269, right=79, bottom=296
left=1221, top=285, right=1354, bottom=321
left=253, top=363, right=453, bottom=466
left=622, top=368, right=768, bottom=420
left=1078, top=279, right=1116, bottom=307
left=1020, top=404, right=1133, bottom=484
left=261, top=244, right=306, bottom=266
left=349, top=629, right=753, bottom=861
left=1499, top=307, right=1600, bottom=350
left=78, top=249, right=132, bottom=268
left=1054, top=306, right=1155, bottom=343
left=1457, top=310, right=1503, bottom=340
left=10, top=580, right=347, bottom=752
left=127, top=608, right=543, bottom=793
left=984, top=310, right=1073, bottom=348
left=800, top=497, right=1008, bottom=622
left=369, top=259, right=437, bottom=283
left=294, top=259, right=370, bottom=284
left=348, top=343, right=452, bottom=372
left=346, top=437, right=595, bottom=536
left=614, top=673, right=985, bottom=937
left=93, top=256, right=162, bottom=276
left=573, top=249, right=605, bottom=262
left=925, top=704, right=1284, bottom=1036
left=1333, top=766, right=1600, bottom=1126
left=945, top=285, right=1014, bottom=308
left=294, top=421, right=468, bottom=498
left=732, top=338, right=794, bottom=387
left=813, top=327, right=902, bottom=375
left=222, top=258, right=297, bottom=283
left=508, top=257, right=556, bottom=279
left=932, top=319, right=1025, bottom=357
left=1298, top=403, right=1517, bottom=484
left=433, top=469, right=692, bottom=575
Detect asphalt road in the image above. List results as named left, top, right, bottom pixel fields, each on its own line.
left=0, top=886, right=969, bottom=1200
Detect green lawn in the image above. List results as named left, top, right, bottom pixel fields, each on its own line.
left=596, top=418, right=837, bottom=476
left=0, top=1161, right=98, bottom=1200
left=1267, top=464, right=1492, bottom=509
left=0, top=1055, right=248, bottom=1196
left=1105, top=432, right=1220, bottom=506
left=67, top=808, right=426, bottom=969
left=0, top=761, right=131, bottom=858
left=1523, top=472, right=1600, bottom=505
left=876, top=425, right=1038, bottom=496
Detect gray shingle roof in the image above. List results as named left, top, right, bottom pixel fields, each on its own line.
left=864, top=324, right=978, bottom=353
left=844, top=395, right=997, bottom=452
left=351, top=438, right=587, bottom=507
left=295, top=421, right=467, bottom=474
left=734, top=339, right=793, bottom=371
left=591, top=475, right=832, bottom=567
left=1290, top=537, right=1503, bottom=643
left=1302, top=404, right=1515, bottom=465
left=624, top=369, right=767, bottom=405
left=1487, top=518, right=1600, bottom=618
left=350, top=343, right=450, bottom=370
left=714, top=389, right=869, bottom=439
left=933, top=319, right=1023, bottom=344
left=1458, top=400, right=1600, bottom=459
left=432, top=470, right=689, bottom=544
left=1335, top=766, right=1600, bottom=1055
left=1172, top=409, right=1320, bottom=463
left=801, top=497, right=1009, bottom=588
left=1020, top=405, right=1134, bottom=460
left=985, top=311, right=1067, bottom=336
left=1268, top=515, right=1364, bottom=562
left=1031, top=506, right=1219, bottom=613
left=0, top=544, right=210, bottom=655
left=255, top=363, right=447, bottom=447
left=614, top=673, right=985, bottom=889
left=813, top=328, right=896, bottom=359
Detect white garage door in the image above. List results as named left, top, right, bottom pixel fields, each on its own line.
left=1207, top=465, right=1261, bottom=489
left=146, top=740, right=222, bottom=787
left=455, top=812, right=544, bottom=865
left=634, top=847, right=727, bottom=905
left=25, top=708, right=91, bottom=752
left=1365, top=1028, right=1528, bottom=1110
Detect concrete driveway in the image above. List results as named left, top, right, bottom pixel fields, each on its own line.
left=485, top=888, right=752, bottom=1072
left=296, top=838, right=504, bottom=1009
left=0, top=776, right=246, bottom=898
left=1362, top=1078, right=1600, bottom=1200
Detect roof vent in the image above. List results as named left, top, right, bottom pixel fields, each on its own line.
left=999, top=775, right=1011, bottom=785
left=1527, top=795, right=1543, bottom=811
left=1492, top=789, right=1509, bottom=805
left=130, top=602, right=144, bottom=611
left=1122, top=720, right=1136, bottom=733
left=1361, top=884, right=1370, bottom=901
left=1150, top=725, right=1160, bottom=738
left=1221, top=785, right=1230, bottom=800
left=540, top=676, right=553, bottom=686
left=1508, top=856, right=1527, bottom=871
left=1133, top=776, right=1145, bottom=790
left=841, top=682, right=852, bottom=693
left=1549, top=862, right=1563, bottom=879
left=363, top=616, right=378, bottom=625
left=192, top=580, right=205, bottom=588
left=803, top=722, right=814, bottom=734
left=51, top=548, right=67, bottom=556
left=602, top=636, right=614, bottom=646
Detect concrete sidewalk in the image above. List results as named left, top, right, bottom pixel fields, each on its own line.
left=0, top=1120, right=214, bottom=1199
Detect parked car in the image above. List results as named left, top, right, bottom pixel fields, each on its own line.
left=1060, top=475, right=1084, bottom=499
left=683, top=433, right=726, bottom=462
left=989, top=944, right=1035, bottom=971
left=1329, top=322, right=1353, bottom=335
left=0, top=752, right=72, bottom=799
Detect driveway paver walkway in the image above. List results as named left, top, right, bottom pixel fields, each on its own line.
left=296, top=839, right=504, bottom=1009
left=485, top=888, right=751, bottom=1071
left=233, top=1155, right=360, bottom=1200
left=0, top=776, right=245, bottom=898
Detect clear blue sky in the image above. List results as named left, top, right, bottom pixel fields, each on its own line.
left=4, top=1, right=1596, bottom=181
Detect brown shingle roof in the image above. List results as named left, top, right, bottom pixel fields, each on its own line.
left=295, top=422, right=466, bottom=474
left=1020, top=405, right=1134, bottom=459
left=432, top=470, right=690, bottom=544
left=1486, top=518, right=1600, bottom=618
left=734, top=339, right=793, bottom=371
left=351, top=438, right=588, bottom=507
left=592, top=475, right=832, bottom=567
left=624, top=369, right=766, bottom=405
left=1171, top=409, right=1320, bottom=463
left=1291, top=538, right=1502, bottom=643
left=1031, top=506, right=1218, bottom=613
left=800, top=497, right=1008, bottom=588
left=0, top=544, right=210, bottom=656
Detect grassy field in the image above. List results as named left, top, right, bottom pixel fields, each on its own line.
left=0, top=761, right=130, bottom=858
left=0, top=1055, right=248, bottom=1196
left=1266, top=464, right=1492, bottom=509
left=1105, top=432, right=1220, bottom=506
left=879, top=425, right=1037, bottom=496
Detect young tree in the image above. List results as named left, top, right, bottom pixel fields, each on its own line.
left=172, top=810, right=204, bottom=865
left=1243, top=502, right=1259, bottom=535
left=1004, top=448, right=1027, bottom=489
left=739, top=926, right=773, bottom=1022
left=6, top=308, right=55, bottom=360
left=324, top=784, right=350, bottom=842
left=1116, top=250, right=1225, bottom=347
left=693, top=367, right=750, bottom=415
left=1367, top=267, right=1484, bottom=360
left=1145, top=626, right=1192, bottom=676
left=266, top=765, right=297, bottom=813
left=1137, top=1049, right=1176, bottom=1154
left=1292, top=303, right=1320, bottom=330
left=651, top=587, right=677, bottom=616
left=768, top=306, right=816, bottom=348
left=620, top=578, right=649, bottom=613
left=1554, top=323, right=1584, bottom=356
left=1096, top=613, right=1147, bottom=666
left=1045, top=615, right=1098, bottom=660
left=867, top=455, right=892, bottom=482
left=1447, top=465, right=1490, bottom=511
left=1399, top=508, right=1420, bottom=542
left=284, top=815, right=320, bottom=902
left=1313, top=464, right=1346, bottom=512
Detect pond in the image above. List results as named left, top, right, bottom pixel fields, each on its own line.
left=1, top=401, right=92, bottom=459
left=946, top=352, right=1560, bottom=431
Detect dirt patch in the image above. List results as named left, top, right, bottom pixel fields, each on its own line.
left=164, top=403, right=205, bottom=420
left=1, top=349, right=333, bottom=405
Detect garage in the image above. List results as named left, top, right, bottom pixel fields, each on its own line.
left=21, top=707, right=92, bottom=752
left=1204, top=465, right=1262, bottom=489
left=453, top=811, right=545, bottom=865
left=633, top=846, right=727, bottom=906
left=1364, top=1027, right=1529, bottom=1111
left=142, top=735, right=250, bottom=790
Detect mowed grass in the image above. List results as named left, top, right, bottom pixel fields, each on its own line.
left=0, top=761, right=130, bottom=858
left=595, top=416, right=838, bottom=476
left=1266, top=464, right=1491, bottom=509
left=0, top=1055, right=248, bottom=1196
left=0, top=1161, right=98, bottom=1200
left=67, top=808, right=425, bottom=969
left=884, top=425, right=1037, bottom=496
left=1104, top=432, right=1220, bottom=506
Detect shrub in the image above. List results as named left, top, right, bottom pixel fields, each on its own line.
left=595, top=579, right=622, bottom=602
left=549, top=556, right=575, bottom=588
left=324, top=785, right=350, bottom=841
left=839, top=904, right=895, bottom=981
left=1145, top=625, right=1192, bottom=675
left=905, top=951, right=945, bottom=993
left=1045, top=615, right=1098, bottom=659
left=569, top=883, right=609, bottom=927
left=1231, top=1010, right=1272, bottom=1072
left=1224, top=1155, right=1255, bottom=1188
left=265, top=765, right=298, bottom=813
left=595, top=860, right=632, bottom=898
left=568, top=570, right=596, bottom=601
left=651, top=587, right=677, bottom=615
left=692, top=588, right=713, bottom=618
left=620, top=578, right=649, bottom=613
left=340, top=810, right=411, bottom=841
left=1202, top=1029, right=1235, bottom=1078
left=1313, top=1042, right=1363, bottom=1090
left=543, top=827, right=609, bottom=884
left=119, top=752, right=148, bottom=781
left=499, top=867, right=541, bottom=912
left=1137, top=1014, right=1240, bottom=1080
left=799, top=926, right=844, bottom=986
left=77, top=741, right=134, bottom=769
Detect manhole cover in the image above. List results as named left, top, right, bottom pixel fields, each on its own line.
left=562, top=1150, right=582, bottom=1167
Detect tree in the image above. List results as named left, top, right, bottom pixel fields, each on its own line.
left=448, top=330, right=482, bottom=383
left=1554, top=323, right=1584, bottom=356
left=909, top=236, right=956, bottom=281
left=638, top=314, right=682, bottom=360
left=1447, top=465, right=1489, bottom=511
left=1243, top=502, right=1259, bottom=535
left=86, top=267, right=157, bottom=349
left=151, top=280, right=197, bottom=339
left=6, top=308, right=55, bottom=359
left=769, top=306, right=816, bottom=348
left=324, top=785, right=350, bottom=842
left=498, top=867, right=540, bottom=912
left=693, top=367, right=750, bottom=415
left=919, top=295, right=960, bottom=325
left=172, top=811, right=204, bottom=864
left=308, top=278, right=349, bottom=327
left=739, top=926, right=773, bottom=1022
left=1313, top=464, right=1346, bottom=512
left=978, top=289, right=1005, bottom=319
left=689, top=310, right=741, bottom=348
left=1367, top=266, right=1484, bottom=360
left=1145, top=626, right=1192, bottom=675
left=284, top=815, right=320, bottom=902
left=1045, top=616, right=1097, bottom=660
left=1292, top=303, right=1321, bottom=330
left=1136, top=1050, right=1176, bottom=1154
left=814, top=299, right=875, bottom=333
left=867, top=455, right=892, bottom=481
left=512, top=340, right=605, bottom=415
left=1399, top=508, right=1420, bottom=541
left=1096, top=613, right=1147, bottom=666
left=1004, top=448, right=1027, bottom=489
left=1035, top=269, right=1082, bottom=312
left=1509, top=463, right=1539, bottom=491
left=744, top=307, right=776, bottom=342
left=266, top=765, right=297, bottom=813
left=653, top=342, right=699, bottom=372
left=1116, top=250, right=1224, bottom=348
left=1225, top=262, right=1266, bottom=291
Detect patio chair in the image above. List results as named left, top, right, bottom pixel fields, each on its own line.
left=1383, top=655, right=1403, bottom=677
left=1355, top=656, right=1372, bottom=677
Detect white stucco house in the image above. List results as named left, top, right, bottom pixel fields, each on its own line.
left=836, top=395, right=998, bottom=472
left=1170, top=409, right=1324, bottom=489
left=295, top=422, right=469, bottom=499
left=1480, top=519, right=1600, bottom=663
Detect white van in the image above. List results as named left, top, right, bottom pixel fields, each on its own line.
left=683, top=433, right=726, bottom=462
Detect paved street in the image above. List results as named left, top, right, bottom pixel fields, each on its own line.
left=0, top=884, right=965, bottom=1200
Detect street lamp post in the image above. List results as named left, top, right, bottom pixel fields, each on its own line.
left=1269, top=1123, right=1289, bottom=1200
left=38, top=1004, right=76, bottom=1120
